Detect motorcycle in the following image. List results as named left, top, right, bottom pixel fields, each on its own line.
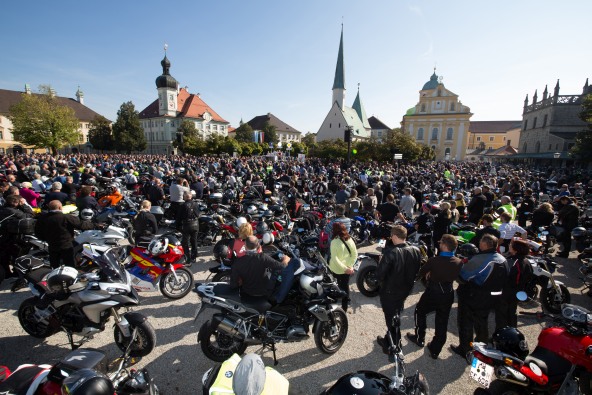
left=126, top=233, right=194, bottom=299
left=469, top=293, right=592, bottom=394
left=0, top=330, right=159, bottom=395
left=521, top=256, right=570, bottom=314
left=193, top=256, right=349, bottom=364
left=16, top=247, right=156, bottom=357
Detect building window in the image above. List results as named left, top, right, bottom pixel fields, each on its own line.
left=450, top=102, right=455, bottom=111
left=161, top=132, right=165, bottom=141
left=377, top=131, right=382, bottom=137
left=476, top=136, right=481, bottom=142
left=548, top=144, right=552, bottom=150
left=79, top=135, right=83, bottom=142
left=431, top=128, right=438, bottom=141
left=523, top=142, right=527, bottom=152
left=339, top=123, right=341, bottom=128
left=503, top=137, right=506, bottom=141
left=507, top=140, right=511, bottom=146
left=86, top=135, right=90, bottom=142
left=489, top=136, right=494, bottom=142
left=543, top=114, right=548, bottom=127
left=535, top=141, right=540, bottom=153
left=446, top=128, right=453, bottom=140
left=417, top=128, right=424, bottom=140
left=523, top=120, right=528, bottom=130
left=213, top=125, right=218, bottom=131
left=437, top=89, right=442, bottom=96
left=533, top=117, right=537, bottom=129
left=421, top=104, right=426, bottom=112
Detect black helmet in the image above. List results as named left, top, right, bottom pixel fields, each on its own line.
left=256, top=221, right=269, bottom=234
left=458, top=243, right=479, bottom=258
left=213, top=242, right=230, bottom=261
left=572, top=227, right=587, bottom=239
left=230, top=203, right=243, bottom=216
left=492, top=327, right=529, bottom=360
left=61, top=369, right=114, bottom=395
left=492, top=200, right=502, bottom=209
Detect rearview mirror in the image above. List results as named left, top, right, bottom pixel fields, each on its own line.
left=516, top=291, right=528, bottom=302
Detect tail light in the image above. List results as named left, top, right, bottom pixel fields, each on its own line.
left=472, top=350, right=494, bottom=365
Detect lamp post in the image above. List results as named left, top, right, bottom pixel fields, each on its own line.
left=345, top=126, right=353, bottom=164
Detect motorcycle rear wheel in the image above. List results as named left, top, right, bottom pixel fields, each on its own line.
left=414, top=373, right=430, bottom=395
left=540, top=284, right=570, bottom=314
left=159, top=267, right=194, bottom=299
left=314, top=308, right=348, bottom=354
left=114, top=317, right=156, bottom=358
left=18, top=297, right=56, bottom=338
left=356, top=265, right=380, bottom=297
left=211, top=271, right=231, bottom=283
left=198, top=320, right=247, bottom=362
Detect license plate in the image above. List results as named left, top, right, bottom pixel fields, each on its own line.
left=193, top=302, right=204, bottom=320
left=470, top=357, right=494, bottom=388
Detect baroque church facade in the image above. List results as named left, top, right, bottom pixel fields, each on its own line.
left=316, top=28, right=371, bottom=142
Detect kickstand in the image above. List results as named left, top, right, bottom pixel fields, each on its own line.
left=271, top=342, right=278, bottom=366
left=66, top=331, right=80, bottom=350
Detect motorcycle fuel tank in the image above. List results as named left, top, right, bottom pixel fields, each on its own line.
left=538, top=326, right=592, bottom=372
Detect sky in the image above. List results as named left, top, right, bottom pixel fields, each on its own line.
left=1, top=1, right=591, bottom=134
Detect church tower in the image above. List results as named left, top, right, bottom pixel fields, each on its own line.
left=332, top=26, right=345, bottom=109
left=155, top=47, right=178, bottom=117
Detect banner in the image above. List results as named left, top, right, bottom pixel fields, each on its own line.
left=297, top=154, right=306, bottom=163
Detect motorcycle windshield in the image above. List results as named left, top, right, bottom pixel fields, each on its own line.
left=95, top=248, right=127, bottom=283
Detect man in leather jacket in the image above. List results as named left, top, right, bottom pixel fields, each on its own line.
left=375, top=224, right=423, bottom=352
left=176, top=191, right=200, bottom=262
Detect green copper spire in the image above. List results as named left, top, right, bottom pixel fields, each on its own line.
left=332, top=26, right=345, bottom=90
left=352, top=85, right=370, bottom=129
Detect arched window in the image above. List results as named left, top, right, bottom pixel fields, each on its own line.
left=431, top=128, right=438, bottom=140
left=535, top=141, right=540, bottom=153
left=445, top=147, right=451, bottom=158
left=417, top=128, right=424, bottom=140
left=446, top=128, right=453, bottom=140
left=421, top=104, right=426, bottom=112
left=523, top=142, right=527, bottom=152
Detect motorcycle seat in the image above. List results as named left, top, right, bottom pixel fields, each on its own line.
left=524, top=346, right=572, bottom=383
left=212, top=283, right=241, bottom=301
left=25, top=267, right=52, bottom=284
left=0, top=365, right=48, bottom=395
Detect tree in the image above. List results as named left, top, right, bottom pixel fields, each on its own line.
left=88, top=115, right=113, bottom=152
left=262, top=121, right=279, bottom=145
left=112, top=101, right=146, bottom=153
left=301, top=132, right=317, bottom=147
left=8, top=85, right=80, bottom=155
left=572, top=94, right=592, bottom=161
left=234, top=123, right=254, bottom=143
left=173, top=119, right=200, bottom=152
left=383, top=128, right=423, bottom=161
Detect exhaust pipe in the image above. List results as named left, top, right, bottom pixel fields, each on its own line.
left=211, top=314, right=246, bottom=340
left=495, top=366, right=529, bottom=387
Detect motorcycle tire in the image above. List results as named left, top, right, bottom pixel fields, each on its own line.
left=350, top=228, right=363, bottom=246
left=17, top=297, right=56, bottom=339
left=159, top=268, right=194, bottom=300
left=0, top=265, right=5, bottom=286
left=356, top=265, right=380, bottom=297
left=198, top=320, right=247, bottom=362
left=211, top=271, right=231, bottom=283
left=314, top=307, right=348, bottom=354
left=415, top=373, right=430, bottom=395
left=114, top=315, right=156, bottom=358
left=540, top=284, right=570, bottom=314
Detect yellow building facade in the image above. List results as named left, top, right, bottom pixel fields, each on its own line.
left=401, top=71, right=472, bottom=160
left=467, top=121, right=521, bottom=150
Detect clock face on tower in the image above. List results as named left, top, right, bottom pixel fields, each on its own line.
left=168, top=101, right=175, bottom=109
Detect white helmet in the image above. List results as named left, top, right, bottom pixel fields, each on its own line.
left=236, top=217, right=248, bottom=228
left=148, top=237, right=168, bottom=256
left=46, top=266, right=79, bottom=294
left=299, top=272, right=324, bottom=297
left=246, top=205, right=258, bottom=215
left=262, top=232, right=275, bottom=246
left=80, top=208, right=94, bottom=221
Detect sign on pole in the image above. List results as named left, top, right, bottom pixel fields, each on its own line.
left=394, top=154, right=403, bottom=160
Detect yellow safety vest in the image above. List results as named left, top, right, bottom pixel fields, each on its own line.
left=209, top=354, right=290, bottom=395
left=493, top=204, right=517, bottom=228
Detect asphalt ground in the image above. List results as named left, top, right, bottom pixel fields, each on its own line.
left=0, top=243, right=590, bottom=394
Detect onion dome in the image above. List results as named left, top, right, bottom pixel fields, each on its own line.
left=155, top=55, right=178, bottom=89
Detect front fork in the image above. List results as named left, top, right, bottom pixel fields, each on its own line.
left=113, top=308, right=131, bottom=338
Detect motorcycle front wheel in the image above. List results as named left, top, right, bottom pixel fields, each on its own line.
left=356, top=265, right=380, bottom=297
left=17, top=297, right=56, bottom=338
left=198, top=320, right=247, bottom=362
left=314, top=308, right=348, bottom=354
left=211, top=271, right=231, bottom=283
left=159, top=267, right=194, bottom=299
left=540, top=284, right=570, bottom=314
left=114, top=317, right=156, bottom=358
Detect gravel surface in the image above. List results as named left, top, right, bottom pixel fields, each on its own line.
left=0, top=243, right=590, bottom=394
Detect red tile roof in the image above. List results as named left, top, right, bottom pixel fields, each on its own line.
left=139, top=88, right=228, bottom=123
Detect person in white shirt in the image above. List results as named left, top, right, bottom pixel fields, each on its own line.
left=399, top=188, right=416, bottom=218
left=169, top=177, right=190, bottom=218
left=498, top=212, right=527, bottom=254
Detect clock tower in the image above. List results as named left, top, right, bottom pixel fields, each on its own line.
left=155, top=51, right=178, bottom=117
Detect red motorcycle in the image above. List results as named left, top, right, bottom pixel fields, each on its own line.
left=126, top=234, right=194, bottom=299
left=470, top=295, right=592, bottom=394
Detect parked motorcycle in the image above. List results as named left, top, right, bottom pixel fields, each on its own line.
left=193, top=258, right=349, bottom=364
left=470, top=293, right=592, bottom=394
left=521, top=255, right=570, bottom=314
left=16, top=247, right=156, bottom=357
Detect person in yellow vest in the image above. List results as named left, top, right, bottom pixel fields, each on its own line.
left=493, top=195, right=518, bottom=228
left=205, top=353, right=303, bottom=395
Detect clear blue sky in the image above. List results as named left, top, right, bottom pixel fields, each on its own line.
left=1, top=1, right=590, bottom=134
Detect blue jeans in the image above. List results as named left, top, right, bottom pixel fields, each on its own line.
left=275, top=258, right=300, bottom=303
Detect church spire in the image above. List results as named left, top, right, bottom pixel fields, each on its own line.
left=584, top=78, right=589, bottom=95
left=331, top=25, right=346, bottom=109
left=543, top=85, right=548, bottom=101
left=352, top=83, right=370, bottom=130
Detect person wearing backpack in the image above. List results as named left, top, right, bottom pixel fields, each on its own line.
left=328, top=222, right=358, bottom=311
left=176, top=191, right=200, bottom=262
left=495, top=239, right=532, bottom=329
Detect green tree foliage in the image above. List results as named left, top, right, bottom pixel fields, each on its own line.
left=173, top=119, right=200, bottom=152
left=382, top=128, right=423, bottom=161
left=573, top=94, right=592, bottom=161
left=301, top=132, right=317, bottom=148
left=262, top=121, right=278, bottom=145
left=234, top=123, right=254, bottom=143
left=112, top=101, right=146, bottom=153
left=290, top=142, right=307, bottom=155
left=310, top=139, right=348, bottom=159
left=88, top=115, right=113, bottom=152
left=8, top=86, right=80, bottom=155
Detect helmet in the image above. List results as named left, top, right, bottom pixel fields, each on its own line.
left=429, top=193, right=438, bottom=202
left=299, top=272, right=324, bottom=297
left=213, top=242, right=230, bottom=261
left=458, top=243, right=479, bottom=258
left=492, top=200, right=502, bottom=209
left=230, top=203, right=243, bottom=216
left=256, top=221, right=269, bottom=234
left=236, top=217, right=248, bottom=228
left=262, top=232, right=275, bottom=245
left=46, top=266, right=79, bottom=294
left=572, top=227, right=587, bottom=239
left=324, top=371, right=392, bottom=395
left=85, top=178, right=96, bottom=186
left=492, top=327, right=529, bottom=360
left=107, top=183, right=118, bottom=195
left=247, top=205, right=258, bottom=215
left=262, top=209, right=274, bottom=218
left=61, top=369, right=114, bottom=395
left=147, top=237, right=168, bottom=256
left=80, top=208, right=94, bottom=221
